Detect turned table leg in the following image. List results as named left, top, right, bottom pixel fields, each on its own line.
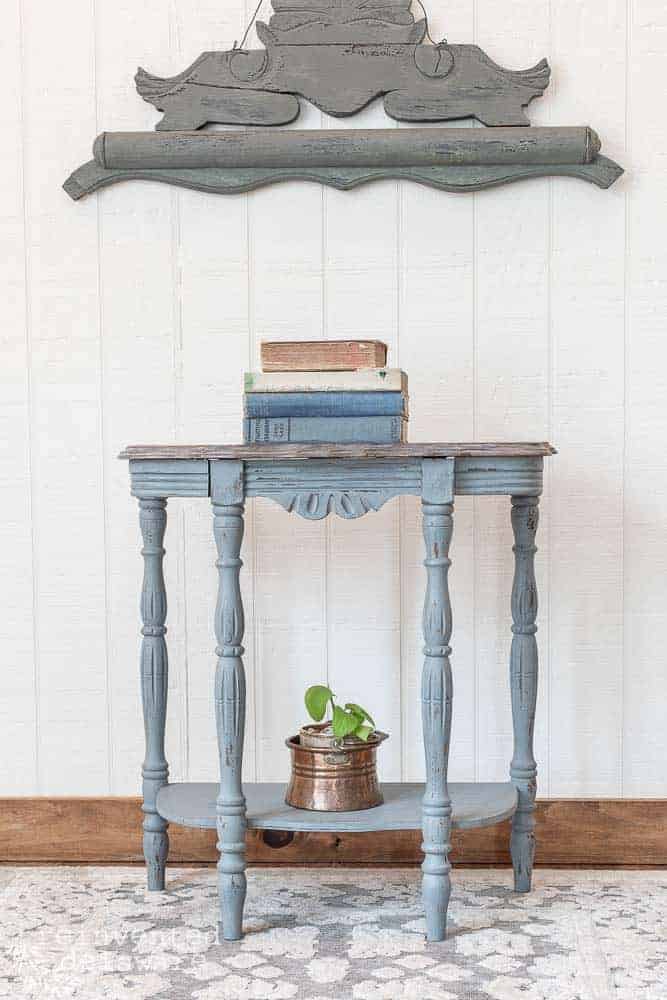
left=421, top=495, right=454, bottom=941
left=509, top=495, right=539, bottom=892
left=212, top=490, right=247, bottom=941
left=139, top=498, right=170, bottom=891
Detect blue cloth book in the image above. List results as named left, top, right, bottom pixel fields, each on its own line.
left=244, top=391, right=407, bottom=418
left=244, top=416, right=406, bottom=444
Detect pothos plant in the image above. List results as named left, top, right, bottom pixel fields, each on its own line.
left=304, top=685, right=376, bottom=742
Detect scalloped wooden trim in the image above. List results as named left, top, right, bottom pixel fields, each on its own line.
left=64, top=156, right=622, bottom=201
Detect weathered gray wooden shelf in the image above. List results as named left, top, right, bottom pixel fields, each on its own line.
left=65, top=126, right=622, bottom=199
left=64, top=0, right=625, bottom=203
left=123, top=441, right=554, bottom=944
left=157, top=781, right=518, bottom=832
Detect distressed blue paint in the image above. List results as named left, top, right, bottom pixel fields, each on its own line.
left=156, top=781, right=518, bottom=831
left=127, top=454, right=544, bottom=503
left=138, top=498, right=170, bottom=891
left=245, top=458, right=422, bottom=518
left=212, top=462, right=247, bottom=941
left=130, top=459, right=209, bottom=498
left=421, top=461, right=454, bottom=941
left=509, top=495, right=540, bottom=892
left=422, top=457, right=454, bottom=504
left=124, top=446, right=549, bottom=940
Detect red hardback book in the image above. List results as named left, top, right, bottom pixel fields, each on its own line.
left=261, top=340, right=388, bottom=372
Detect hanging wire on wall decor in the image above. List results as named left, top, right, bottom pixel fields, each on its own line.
left=235, top=0, right=266, bottom=50
left=234, top=0, right=445, bottom=49
left=63, top=0, right=623, bottom=199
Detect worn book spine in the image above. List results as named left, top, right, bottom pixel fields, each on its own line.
left=244, top=391, right=407, bottom=418
left=260, top=339, right=388, bottom=372
left=243, top=416, right=407, bottom=444
left=244, top=369, right=407, bottom=394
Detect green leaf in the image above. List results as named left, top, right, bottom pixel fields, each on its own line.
left=345, top=702, right=375, bottom=728
left=355, top=724, right=374, bottom=742
left=305, top=685, right=334, bottom=723
left=332, top=705, right=361, bottom=740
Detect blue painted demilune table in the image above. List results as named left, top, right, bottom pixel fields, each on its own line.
left=120, top=441, right=555, bottom=942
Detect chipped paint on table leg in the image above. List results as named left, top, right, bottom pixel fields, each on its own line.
left=421, top=486, right=454, bottom=941
left=139, top=498, right=170, bottom=891
left=213, top=480, right=247, bottom=941
left=509, top=495, right=539, bottom=893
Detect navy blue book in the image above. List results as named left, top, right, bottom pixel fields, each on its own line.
left=244, top=391, right=407, bottom=419
left=244, top=416, right=406, bottom=444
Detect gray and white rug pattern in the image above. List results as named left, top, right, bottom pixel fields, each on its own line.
left=0, top=867, right=665, bottom=999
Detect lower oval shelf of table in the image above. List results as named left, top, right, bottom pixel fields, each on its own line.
left=156, top=781, right=518, bottom=833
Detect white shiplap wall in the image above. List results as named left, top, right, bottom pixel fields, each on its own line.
left=2, top=0, right=666, bottom=796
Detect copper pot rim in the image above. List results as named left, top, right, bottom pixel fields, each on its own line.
left=286, top=727, right=389, bottom=752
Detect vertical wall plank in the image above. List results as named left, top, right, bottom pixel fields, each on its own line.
left=623, top=0, right=667, bottom=795
left=323, top=104, right=402, bottom=780
left=170, top=1, right=255, bottom=784
left=95, top=0, right=183, bottom=793
left=254, top=508, right=328, bottom=780
left=0, top=0, right=36, bottom=791
left=472, top=0, right=551, bottom=791
left=399, top=0, right=476, bottom=785
left=328, top=504, right=402, bottom=781
left=548, top=0, right=626, bottom=796
left=21, top=0, right=108, bottom=793
left=248, top=92, right=326, bottom=781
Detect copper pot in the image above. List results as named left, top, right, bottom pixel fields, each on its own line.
left=285, top=723, right=388, bottom=811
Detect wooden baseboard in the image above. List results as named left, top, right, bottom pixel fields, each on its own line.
left=1, top=797, right=665, bottom=866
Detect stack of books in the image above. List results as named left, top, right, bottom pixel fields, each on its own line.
left=243, top=340, right=408, bottom=444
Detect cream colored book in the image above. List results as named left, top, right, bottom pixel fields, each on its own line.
left=244, top=369, right=408, bottom=393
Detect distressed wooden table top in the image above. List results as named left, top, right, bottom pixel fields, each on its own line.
left=120, top=442, right=556, bottom=460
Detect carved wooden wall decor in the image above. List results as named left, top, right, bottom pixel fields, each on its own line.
left=64, top=1, right=623, bottom=199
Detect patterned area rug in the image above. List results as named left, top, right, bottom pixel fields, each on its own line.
left=1, top=867, right=665, bottom=999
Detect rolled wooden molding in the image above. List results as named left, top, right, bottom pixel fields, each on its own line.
left=92, top=126, right=602, bottom=170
